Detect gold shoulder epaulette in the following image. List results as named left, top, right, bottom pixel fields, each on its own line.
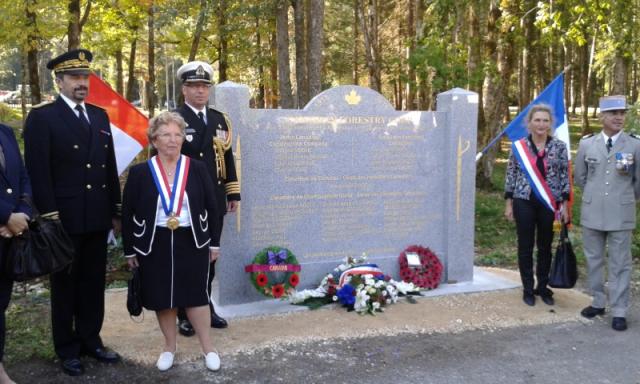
left=31, top=101, right=53, bottom=109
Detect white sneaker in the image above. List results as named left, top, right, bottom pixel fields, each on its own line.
left=156, top=351, right=175, bottom=371
left=204, top=351, right=220, bottom=371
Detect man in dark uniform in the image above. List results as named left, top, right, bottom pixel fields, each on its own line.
left=173, top=61, right=240, bottom=336
left=23, top=49, right=122, bottom=376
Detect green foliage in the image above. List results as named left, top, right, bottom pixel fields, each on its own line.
left=5, top=293, right=55, bottom=362
left=624, top=101, right=640, bottom=135
left=0, top=103, right=21, bottom=125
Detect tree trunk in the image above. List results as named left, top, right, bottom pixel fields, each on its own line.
left=275, top=0, right=293, bottom=108
left=612, top=54, right=627, bottom=95
left=147, top=4, right=156, bottom=116
left=115, top=48, right=124, bottom=94
left=67, top=0, right=81, bottom=50
left=352, top=0, right=359, bottom=85
left=405, top=0, right=416, bottom=110
left=579, top=42, right=589, bottom=134
left=125, top=36, right=138, bottom=102
left=269, top=30, right=279, bottom=108
left=396, top=17, right=403, bottom=110
left=563, top=43, right=571, bottom=114
left=21, top=54, right=28, bottom=125
left=519, top=0, right=534, bottom=110
left=478, top=0, right=517, bottom=189
left=188, top=0, right=208, bottom=61
left=416, top=0, right=427, bottom=109
left=307, top=0, right=324, bottom=99
left=218, top=0, right=228, bottom=82
left=632, top=59, right=638, bottom=103
left=25, top=0, right=41, bottom=104
left=293, top=0, right=308, bottom=108
left=67, top=0, right=91, bottom=50
left=467, top=2, right=484, bottom=131
left=359, top=0, right=381, bottom=91
left=255, top=15, right=265, bottom=108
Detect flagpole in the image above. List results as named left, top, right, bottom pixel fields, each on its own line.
left=475, top=65, right=572, bottom=162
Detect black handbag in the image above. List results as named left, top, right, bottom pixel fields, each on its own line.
left=127, top=267, right=143, bottom=317
left=4, top=200, right=74, bottom=282
left=549, top=224, right=578, bottom=289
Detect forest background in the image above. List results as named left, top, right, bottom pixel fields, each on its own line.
left=0, top=0, right=639, bottom=186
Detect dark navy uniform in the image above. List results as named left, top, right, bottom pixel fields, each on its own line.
left=178, top=103, right=241, bottom=217
left=0, top=123, right=32, bottom=364
left=23, top=50, right=121, bottom=365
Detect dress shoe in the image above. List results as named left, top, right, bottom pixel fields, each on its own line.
left=612, top=317, right=627, bottom=331
left=203, top=351, right=220, bottom=371
left=178, top=319, right=195, bottom=337
left=211, top=312, right=228, bottom=329
left=580, top=306, right=605, bottom=319
left=85, top=347, right=121, bottom=364
left=523, top=292, right=535, bottom=306
left=61, top=358, right=84, bottom=376
left=535, top=287, right=555, bottom=305
left=540, top=295, right=554, bottom=305
left=156, top=351, right=175, bottom=371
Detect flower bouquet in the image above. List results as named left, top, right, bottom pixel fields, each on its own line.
left=290, top=253, right=419, bottom=315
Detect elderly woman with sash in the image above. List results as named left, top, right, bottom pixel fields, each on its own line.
left=122, top=111, right=221, bottom=371
left=504, top=104, right=570, bottom=307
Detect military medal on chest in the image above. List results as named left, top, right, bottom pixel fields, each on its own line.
left=615, top=152, right=634, bottom=175
left=148, top=155, right=191, bottom=230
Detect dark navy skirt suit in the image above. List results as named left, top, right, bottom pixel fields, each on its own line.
left=122, top=159, right=220, bottom=311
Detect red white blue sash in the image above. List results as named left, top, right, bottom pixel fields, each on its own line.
left=512, top=138, right=556, bottom=212
left=338, top=264, right=384, bottom=287
left=148, top=155, right=190, bottom=216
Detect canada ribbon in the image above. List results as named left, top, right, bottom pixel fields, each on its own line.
left=244, top=264, right=302, bottom=273
left=512, top=139, right=556, bottom=213
left=148, top=155, right=190, bottom=216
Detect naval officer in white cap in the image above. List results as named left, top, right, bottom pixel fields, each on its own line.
left=574, top=95, right=640, bottom=331
left=173, top=61, right=240, bottom=336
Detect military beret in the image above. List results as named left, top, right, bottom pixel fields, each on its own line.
left=46, top=49, right=93, bottom=75
left=177, top=61, right=213, bottom=84
left=599, top=95, right=628, bottom=112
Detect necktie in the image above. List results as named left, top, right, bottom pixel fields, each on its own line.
left=75, top=104, right=91, bottom=131
left=0, top=144, right=5, bottom=173
left=606, top=137, right=613, bottom=153
left=198, top=111, right=206, bottom=125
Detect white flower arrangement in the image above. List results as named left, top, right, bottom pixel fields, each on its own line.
left=290, top=253, right=420, bottom=315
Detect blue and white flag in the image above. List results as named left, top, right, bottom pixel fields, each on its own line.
left=505, top=73, right=570, bottom=159
left=476, top=72, right=570, bottom=160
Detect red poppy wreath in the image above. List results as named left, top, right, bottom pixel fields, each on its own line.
left=245, top=246, right=301, bottom=298
left=398, top=245, right=443, bottom=290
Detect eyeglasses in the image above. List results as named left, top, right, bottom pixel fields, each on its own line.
left=155, top=133, right=185, bottom=141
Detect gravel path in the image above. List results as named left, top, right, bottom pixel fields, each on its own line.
left=7, top=269, right=640, bottom=384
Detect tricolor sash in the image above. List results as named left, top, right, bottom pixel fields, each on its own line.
left=148, top=155, right=190, bottom=217
left=512, top=138, right=556, bottom=213
left=338, top=264, right=384, bottom=287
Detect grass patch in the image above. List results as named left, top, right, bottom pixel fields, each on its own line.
left=5, top=292, right=55, bottom=362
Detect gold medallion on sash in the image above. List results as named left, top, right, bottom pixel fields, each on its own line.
left=166, top=214, right=180, bottom=231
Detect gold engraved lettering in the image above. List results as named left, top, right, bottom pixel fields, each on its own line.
left=456, top=135, right=471, bottom=221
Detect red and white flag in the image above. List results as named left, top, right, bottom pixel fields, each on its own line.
left=86, top=74, right=148, bottom=175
